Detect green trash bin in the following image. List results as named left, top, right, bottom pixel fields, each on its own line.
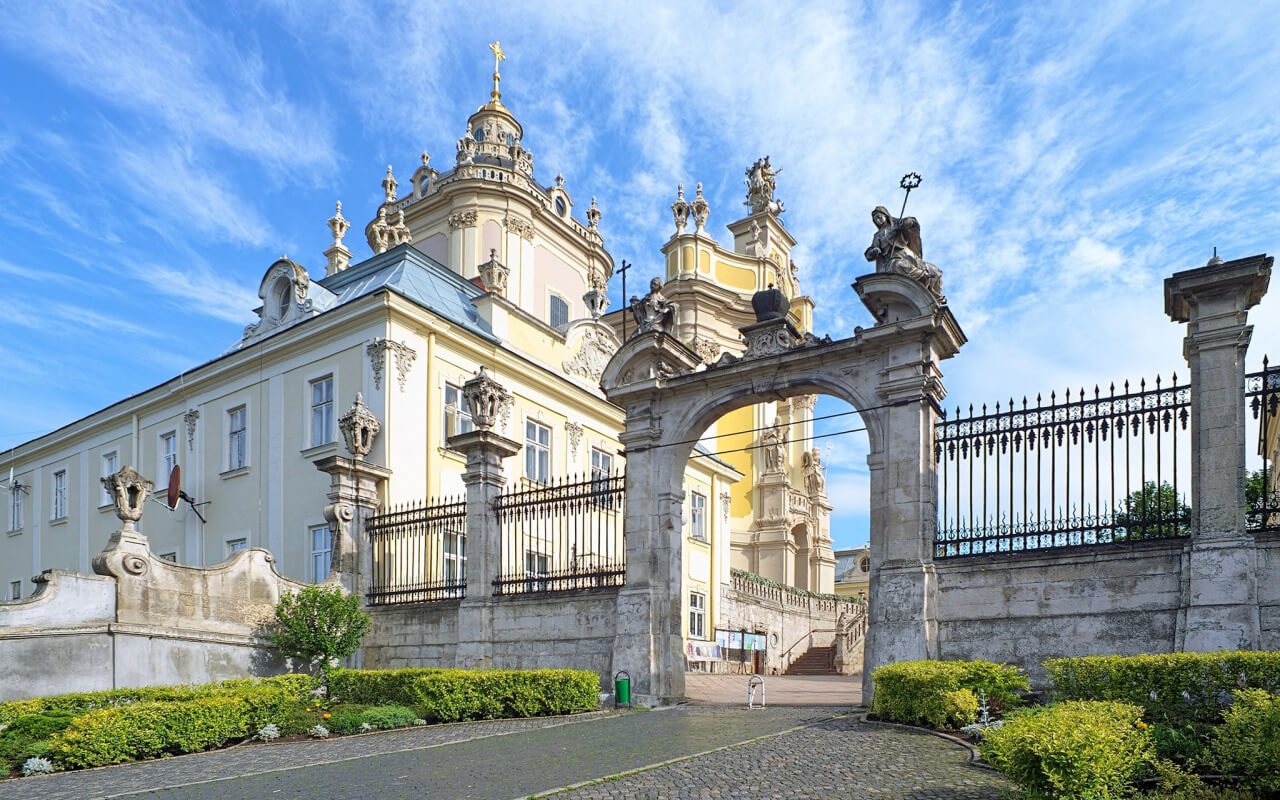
left=614, top=671, right=631, bottom=707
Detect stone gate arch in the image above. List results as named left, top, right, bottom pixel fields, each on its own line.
left=600, top=272, right=966, bottom=704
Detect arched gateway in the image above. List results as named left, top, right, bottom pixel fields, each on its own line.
left=600, top=272, right=966, bottom=704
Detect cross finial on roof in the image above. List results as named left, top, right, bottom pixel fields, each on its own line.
left=489, top=41, right=506, bottom=103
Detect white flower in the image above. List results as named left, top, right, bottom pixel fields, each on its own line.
left=22, top=757, right=55, bottom=776
left=257, top=723, right=281, bottom=742
left=413, top=719, right=428, bottom=726
left=309, top=724, right=330, bottom=739
left=309, top=685, right=328, bottom=698
left=360, top=722, right=374, bottom=732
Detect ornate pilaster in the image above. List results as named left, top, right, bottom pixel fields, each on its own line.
left=367, top=339, right=418, bottom=392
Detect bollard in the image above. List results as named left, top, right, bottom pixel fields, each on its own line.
left=614, top=670, right=631, bottom=708
left=747, top=674, right=765, bottom=709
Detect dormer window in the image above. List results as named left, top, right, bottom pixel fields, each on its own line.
left=555, top=197, right=567, bottom=217
left=272, top=278, right=293, bottom=321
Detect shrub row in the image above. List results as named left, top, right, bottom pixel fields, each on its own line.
left=0, top=674, right=314, bottom=727
left=870, top=660, right=1029, bottom=729
left=328, top=668, right=600, bottom=723
left=1045, top=651, right=1280, bottom=728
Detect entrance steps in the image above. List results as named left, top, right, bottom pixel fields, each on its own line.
left=784, top=645, right=836, bottom=675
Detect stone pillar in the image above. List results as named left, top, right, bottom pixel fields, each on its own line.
left=450, top=368, right=520, bottom=669
left=1166, top=254, right=1272, bottom=652
left=313, top=455, right=391, bottom=596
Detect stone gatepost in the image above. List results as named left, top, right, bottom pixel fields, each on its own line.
left=314, top=393, right=391, bottom=598
left=93, top=465, right=155, bottom=579
left=1166, top=254, right=1272, bottom=651
left=449, top=368, right=520, bottom=669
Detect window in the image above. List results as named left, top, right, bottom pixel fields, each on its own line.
left=690, top=492, right=707, bottom=542
left=8, top=580, right=19, bottom=601
left=158, top=552, right=178, bottom=563
left=310, top=376, right=334, bottom=447
left=444, top=530, right=466, bottom=591
left=310, top=525, right=332, bottom=582
left=688, top=591, right=706, bottom=639
left=160, top=431, right=178, bottom=478
left=226, top=538, right=248, bottom=555
left=9, top=486, right=22, bottom=532
left=443, top=383, right=474, bottom=442
left=549, top=294, right=569, bottom=328
left=227, top=407, right=247, bottom=470
left=590, top=448, right=615, bottom=508
left=524, top=550, right=549, bottom=592
left=52, top=470, right=67, bottom=520
left=524, top=420, right=551, bottom=483
left=859, top=556, right=871, bottom=573
left=100, top=451, right=118, bottom=506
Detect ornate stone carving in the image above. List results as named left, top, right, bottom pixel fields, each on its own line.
left=369, top=207, right=392, bottom=254
left=565, top=421, right=583, bottom=456
left=691, top=182, right=709, bottom=234
left=478, top=249, right=510, bottom=296
left=791, top=394, right=817, bottom=413
left=381, top=164, right=398, bottom=204
left=391, top=209, right=412, bottom=247
left=720, top=491, right=731, bottom=522
left=741, top=319, right=805, bottom=359
left=456, top=130, right=476, bottom=165
left=325, top=201, right=352, bottom=275
left=744, top=156, right=784, bottom=215
left=563, top=327, right=618, bottom=381
left=462, top=367, right=512, bottom=432
left=339, top=393, right=380, bottom=458
left=101, top=465, right=153, bottom=529
left=802, top=447, right=826, bottom=497
left=691, top=336, right=721, bottom=364
left=582, top=288, right=609, bottom=319
left=761, top=424, right=788, bottom=474
left=367, top=338, right=417, bottom=392
left=586, top=196, right=601, bottom=231
left=184, top=409, right=199, bottom=450
left=504, top=215, right=534, bottom=241
left=671, top=184, right=689, bottom=235
left=865, top=206, right=943, bottom=298
left=448, top=209, right=478, bottom=229
left=629, top=277, right=679, bottom=336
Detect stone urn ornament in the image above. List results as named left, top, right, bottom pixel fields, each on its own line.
left=339, top=392, right=380, bottom=458
left=101, top=465, right=153, bottom=531
left=751, top=284, right=790, bottom=322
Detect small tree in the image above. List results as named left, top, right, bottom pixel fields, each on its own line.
left=271, top=585, right=370, bottom=689
left=1113, top=481, right=1190, bottom=540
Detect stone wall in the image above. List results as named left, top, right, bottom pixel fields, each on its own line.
left=718, top=572, right=861, bottom=674
left=1257, top=532, right=1280, bottom=649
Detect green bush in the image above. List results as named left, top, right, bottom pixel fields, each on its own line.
left=1044, top=651, right=1280, bottom=729
left=47, top=696, right=251, bottom=769
left=359, top=704, right=418, bottom=730
left=328, top=668, right=600, bottom=723
left=1210, top=688, right=1280, bottom=793
left=980, top=700, right=1152, bottom=800
left=871, top=660, right=1029, bottom=729
left=271, top=586, right=370, bottom=687
left=0, top=711, right=76, bottom=769
left=324, top=704, right=374, bottom=736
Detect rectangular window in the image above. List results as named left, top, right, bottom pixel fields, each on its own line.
left=549, top=294, right=569, bottom=328
left=52, top=470, right=67, bottom=520
left=100, top=451, right=118, bottom=506
left=8, top=580, right=19, bottom=601
left=228, top=407, right=247, bottom=470
left=310, top=376, right=334, bottom=447
left=444, top=530, right=466, bottom=589
left=226, top=538, right=248, bottom=555
left=690, top=491, right=707, bottom=542
left=9, top=485, right=22, bottom=532
left=158, top=552, right=178, bottom=563
left=688, top=591, right=706, bottom=639
left=310, top=525, right=332, bottom=582
left=443, top=383, right=474, bottom=442
left=590, top=448, right=614, bottom=508
left=524, top=549, right=549, bottom=592
left=524, top=419, right=551, bottom=483
left=160, top=431, right=178, bottom=478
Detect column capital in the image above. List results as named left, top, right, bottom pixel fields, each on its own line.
left=1165, top=253, right=1271, bottom=326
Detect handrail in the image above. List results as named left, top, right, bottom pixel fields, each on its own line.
left=779, top=627, right=834, bottom=665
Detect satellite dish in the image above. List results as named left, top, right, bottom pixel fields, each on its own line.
left=166, top=465, right=182, bottom=510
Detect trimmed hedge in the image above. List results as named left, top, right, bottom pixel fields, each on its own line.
left=871, top=660, right=1029, bottom=729
left=328, top=668, right=600, bottom=723
left=1044, top=651, right=1280, bottom=729
left=48, top=696, right=252, bottom=769
left=980, top=700, right=1152, bottom=800
left=0, top=674, right=314, bottom=728
left=1210, top=689, right=1280, bottom=792
left=0, top=711, right=76, bottom=769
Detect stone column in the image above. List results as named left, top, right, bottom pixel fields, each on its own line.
left=450, top=368, right=520, bottom=669
left=1165, top=254, right=1272, bottom=652
left=314, top=455, right=391, bottom=597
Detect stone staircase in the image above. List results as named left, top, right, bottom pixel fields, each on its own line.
left=784, top=645, right=836, bottom=675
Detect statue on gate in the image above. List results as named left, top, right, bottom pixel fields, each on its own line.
left=630, top=277, right=679, bottom=335
left=864, top=205, right=944, bottom=299
left=802, top=447, right=826, bottom=497
left=762, top=423, right=788, bottom=474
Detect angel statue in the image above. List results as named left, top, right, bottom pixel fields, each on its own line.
left=864, top=206, right=944, bottom=298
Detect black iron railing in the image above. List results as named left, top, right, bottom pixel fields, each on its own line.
left=494, top=473, right=626, bottom=595
left=1247, top=357, right=1280, bottom=532
left=366, top=497, right=467, bottom=604
left=935, top=375, right=1192, bottom=557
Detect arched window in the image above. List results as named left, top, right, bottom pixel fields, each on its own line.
left=549, top=294, right=569, bottom=328
left=555, top=196, right=567, bottom=217
left=859, top=556, right=871, bottom=573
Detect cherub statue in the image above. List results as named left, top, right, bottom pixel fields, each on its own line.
left=864, top=206, right=943, bottom=298
left=629, top=277, right=678, bottom=335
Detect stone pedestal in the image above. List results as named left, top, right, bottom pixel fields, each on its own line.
left=449, top=429, right=520, bottom=669
left=1165, top=254, right=1272, bottom=651
left=314, top=455, right=392, bottom=597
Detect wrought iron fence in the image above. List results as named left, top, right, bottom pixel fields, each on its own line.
left=494, top=473, right=626, bottom=595
left=1247, top=357, right=1280, bottom=532
left=935, top=375, right=1192, bottom=557
left=366, top=497, right=467, bottom=604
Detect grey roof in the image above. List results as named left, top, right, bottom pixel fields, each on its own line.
left=320, top=244, right=496, bottom=341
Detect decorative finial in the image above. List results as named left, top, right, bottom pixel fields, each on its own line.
left=555, top=173, right=565, bottom=189
left=327, top=201, right=350, bottom=246
left=339, top=393, right=380, bottom=458
left=692, top=182, right=710, bottom=234
left=898, top=172, right=922, bottom=218
left=586, top=196, right=601, bottom=231
left=489, top=41, right=506, bottom=103
left=420, top=151, right=430, bottom=167
left=382, top=164, right=398, bottom=204
left=1207, top=246, right=1223, bottom=266
left=672, top=184, right=689, bottom=235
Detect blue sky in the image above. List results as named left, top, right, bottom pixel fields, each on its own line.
left=2, top=1, right=1279, bottom=551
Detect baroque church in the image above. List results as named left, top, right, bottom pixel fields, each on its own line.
left=0, top=49, right=837, bottom=662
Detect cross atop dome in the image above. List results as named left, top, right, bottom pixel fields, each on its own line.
left=489, top=41, right=506, bottom=106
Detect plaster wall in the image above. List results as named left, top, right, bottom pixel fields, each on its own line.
left=717, top=575, right=856, bottom=674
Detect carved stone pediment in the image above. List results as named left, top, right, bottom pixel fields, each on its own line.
left=563, top=321, right=621, bottom=384
left=599, top=330, right=700, bottom=392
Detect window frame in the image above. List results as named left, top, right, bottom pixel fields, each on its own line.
left=100, top=451, right=118, bottom=507
left=158, top=551, right=178, bottom=563
left=443, top=529, right=466, bottom=589
left=227, top=405, right=248, bottom=472
left=8, top=580, right=19, bottom=601
left=9, top=482, right=23, bottom=532
left=159, top=431, right=178, bottom=480
left=51, top=469, right=67, bottom=521
left=443, top=382, right=475, bottom=444
left=309, top=375, right=335, bottom=448
left=524, top=419, right=551, bottom=484
left=226, top=537, right=248, bottom=556
left=688, top=591, right=707, bottom=640
left=690, top=491, right=707, bottom=542
left=310, top=524, right=332, bottom=582
left=548, top=293, right=569, bottom=328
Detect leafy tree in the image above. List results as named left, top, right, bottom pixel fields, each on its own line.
left=1113, top=481, right=1190, bottom=540
left=271, top=585, right=370, bottom=689
left=1246, top=467, right=1277, bottom=528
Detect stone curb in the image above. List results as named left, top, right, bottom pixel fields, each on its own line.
left=520, top=712, right=847, bottom=800
left=854, top=712, right=1002, bottom=771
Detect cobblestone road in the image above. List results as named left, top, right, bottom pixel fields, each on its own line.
left=0, top=707, right=1014, bottom=800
